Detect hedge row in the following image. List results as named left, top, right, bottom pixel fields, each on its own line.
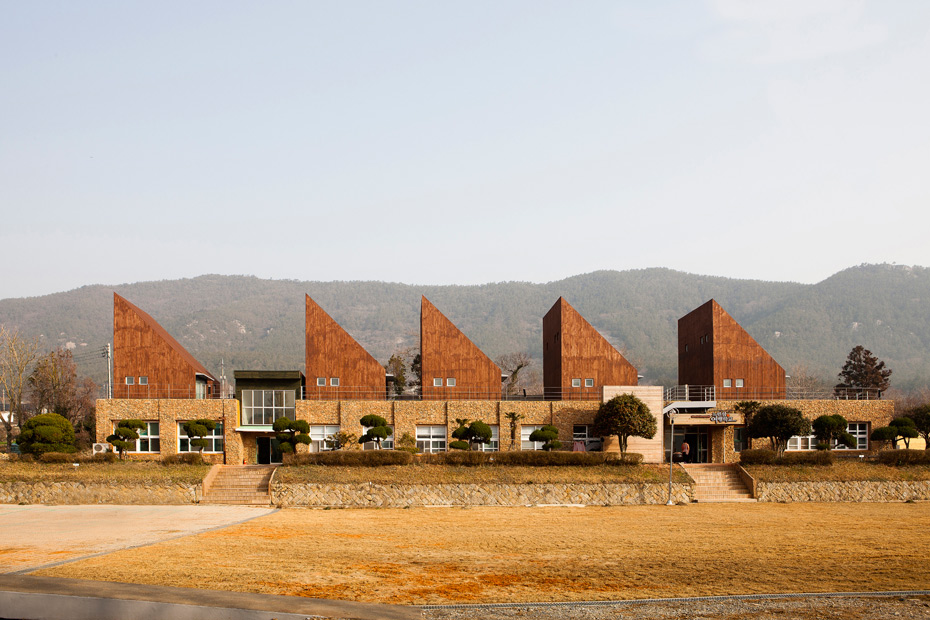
left=739, top=449, right=834, bottom=466
left=284, top=450, right=644, bottom=467
left=877, top=449, right=930, bottom=466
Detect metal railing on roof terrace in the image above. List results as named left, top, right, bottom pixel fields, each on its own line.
left=110, top=384, right=226, bottom=400
left=664, top=385, right=885, bottom=402
left=299, top=387, right=604, bottom=401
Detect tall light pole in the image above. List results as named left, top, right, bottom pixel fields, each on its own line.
left=666, top=409, right=677, bottom=506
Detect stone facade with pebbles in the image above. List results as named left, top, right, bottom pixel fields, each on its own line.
left=95, top=399, right=242, bottom=464
left=271, top=482, right=693, bottom=507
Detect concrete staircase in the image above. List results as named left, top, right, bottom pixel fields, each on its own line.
left=683, top=464, right=755, bottom=503
left=202, top=465, right=276, bottom=506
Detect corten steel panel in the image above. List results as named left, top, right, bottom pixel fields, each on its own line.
left=420, top=297, right=502, bottom=400
left=678, top=299, right=785, bottom=399
left=543, top=297, right=638, bottom=399
left=112, top=293, right=217, bottom=399
left=305, top=295, right=386, bottom=399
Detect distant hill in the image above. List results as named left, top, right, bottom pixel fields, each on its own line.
left=1, top=264, right=927, bottom=391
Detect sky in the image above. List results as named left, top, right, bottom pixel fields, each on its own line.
left=2, top=1, right=929, bottom=299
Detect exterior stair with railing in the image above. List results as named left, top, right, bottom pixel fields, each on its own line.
left=201, top=465, right=276, bottom=506
left=683, top=463, right=755, bottom=503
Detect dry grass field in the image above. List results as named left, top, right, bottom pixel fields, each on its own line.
left=36, top=502, right=930, bottom=605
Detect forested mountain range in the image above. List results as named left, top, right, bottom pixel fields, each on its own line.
left=1, top=264, right=928, bottom=392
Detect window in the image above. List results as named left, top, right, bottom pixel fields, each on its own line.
left=362, top=425, right=394, bottom=450
left=138, top=376, right=148, bottom=385
left=834, top=422, right=869, bottom=451
left=316, top=377, right=326, bottom=387
left=734, top=427, right=747, bottom=452
left=125, top=376, right=134, bottom=385
left=178, top=422, right=224, bottom=453
left=433, top=378, right=443, bottom=387
left=735, top=379, right=744, bottom=388
left=571, top=378, right=581, bottom=388
left=416, top=425, right=446, bottom=453
left=584, top=378, right=594, bottom=388
left=481, top=425, right=500, bottom=452
left=447, top=378, right=456, bottom=387
left=330, top=377, right=339, bottom=387
left=723, top=379, right=732, bottom=388
left=118, top=421, right=159, bottom=453
left=196, top=379, right=207, bottom=400
left=309, top=425, right=340, bottom=452
left=241, top=390, right=296, bottom=425
left=573, top=425, right=590, bottom=442
left=788, top=423, right=868, bottom=451
left=521, top=425, right=545, bottom=451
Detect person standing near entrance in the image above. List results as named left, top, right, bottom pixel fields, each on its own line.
left=680, top=441, right=690, bottom=463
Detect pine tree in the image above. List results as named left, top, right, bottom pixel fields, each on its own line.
left=835, top=345, right=892, bottom=396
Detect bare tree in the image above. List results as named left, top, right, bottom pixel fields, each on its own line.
left=29, top=348, right=97, bottom=431
left=786, top=363, right=829, bottom=398
left=0, top=326, right=40, bottom=446
left=496, top=352, right=538, bottom=396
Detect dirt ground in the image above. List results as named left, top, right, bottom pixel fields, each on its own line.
left=35, top=503, right=930, bottom=605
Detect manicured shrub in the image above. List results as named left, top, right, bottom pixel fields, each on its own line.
left=747, top=405, right=811, bottom=456
left=162, top=453, right=204, bottom=465
left=395, top=432, right=419, bottom=454
left=180, top=419, right=217, bottom=456
left=528, top=425, right=561, bottom=451
left=490, top=451, right=607, bottom=466
left=39, top=451, right=78, bottom=463
left=17, top=413, right=77, bottom=455
left=451, top=420, right=493, bottom=451
left=776, top=451, right=834, bottom=466
left=107, top=419, right=145, bottom=459
left=91, top=452, right=118, bottom=463
left=286, top=450, right=413, bottom=466
left=877, top=449, right=930, bottom=466
left=739, top=449, right=777, bottom=465
left=358, top=414, right=392, bottom=449
left=421, top=451, right=489, bottom=466
left=593, top=394, right=656, bottom=453
left=272, top=417, right=311, bottom=453
left=449, top=440, right=471, bottom=451
left=812, top=414, right=856, bottom=450
left=606, top=452, right=644, bottom=465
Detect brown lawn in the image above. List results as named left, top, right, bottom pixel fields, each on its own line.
left=36, top=503, right=930, bottom=605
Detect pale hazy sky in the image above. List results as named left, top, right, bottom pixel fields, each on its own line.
left=2, top=1, right=929, bottom=299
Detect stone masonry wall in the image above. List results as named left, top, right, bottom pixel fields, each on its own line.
left=0, top=481, right=199, bottom=505
left=272, top=482, right=692, bottom=507
left=753, top=480, right=930, bottom=503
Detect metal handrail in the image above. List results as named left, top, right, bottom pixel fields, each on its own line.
left=663, top=385, right=884, bottom=401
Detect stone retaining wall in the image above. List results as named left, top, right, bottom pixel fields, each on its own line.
left=271, top=482, right=693, bottom=507
left=754, top=480, right=930, bottom=503
left=0, top=481, right=200, bottom=505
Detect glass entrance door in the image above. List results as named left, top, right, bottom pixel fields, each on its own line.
left=668, top=426, right=710, bottom=463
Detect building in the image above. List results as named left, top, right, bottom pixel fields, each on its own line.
left=96, top=292, right=894, bottom=465
left=305, top=295, right=386, bottom=400
left=419, top=296, right=502, bottom=400
left=678, top=299, right=786, bottom=400
left=543, top=297, right=638, bottom=399
left=112, top=293, right=218, bottom=399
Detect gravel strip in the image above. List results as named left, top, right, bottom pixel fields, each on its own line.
left=422, top=595, right=930, bottom=620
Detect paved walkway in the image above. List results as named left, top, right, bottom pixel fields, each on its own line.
left=0, top=504, right=276, bottom=573
left=0, top=575, right=418, bottom=620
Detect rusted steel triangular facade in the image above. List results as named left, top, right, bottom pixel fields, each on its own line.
left=543, top=297, right=638, bottom=398
left=305, top=295, right=385, bottom=399
left=678, top=299, right=785, bottom=399
left=113, top=293, right=217, bottom=399
left=420, top=296, right=501, bottom=400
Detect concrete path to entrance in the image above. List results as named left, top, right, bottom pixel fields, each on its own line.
left=0, top=504, right=276, bottom=574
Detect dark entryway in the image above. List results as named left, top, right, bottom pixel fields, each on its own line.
left=670, top=426, right=710, bottom=463
left=257, top=437, right=283, bottom=464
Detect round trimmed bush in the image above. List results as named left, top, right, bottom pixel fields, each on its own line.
left=17, top=413, right=77, bottom=455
